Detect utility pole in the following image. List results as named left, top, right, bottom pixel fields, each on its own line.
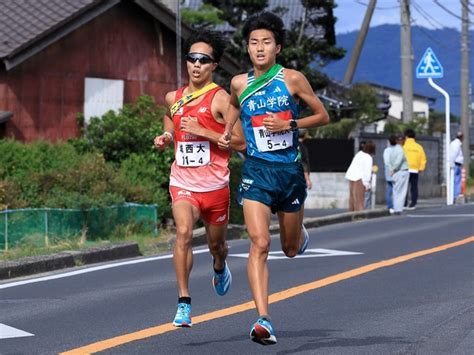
left=343, top=0, right=377, bottom=84
left=176, top=0, right=182, bottom=88
left=460, top=0, right=470, bottom=174
left=400, top=0, right=413, bottom=123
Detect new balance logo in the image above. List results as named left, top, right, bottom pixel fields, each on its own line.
left=216, top=214, right=227, bottom=223
left=198, top=107, right=207, bottom=113
left=291, top=198, right=300, bottom=205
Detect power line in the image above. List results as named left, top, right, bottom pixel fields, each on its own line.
left=354, top=0, right=399, bottom=10
left=461, top=0, right=474, bottom=15
left=411, top=18, right=448, bottom=48
left=412, top=0, right=444, bottom=29
left=433, top=0, right=474, bottom=24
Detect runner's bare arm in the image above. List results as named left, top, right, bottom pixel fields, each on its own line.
left=218, top=75, right=246, bottom=150
left=180, top=89, right=245, bottom=151
left=286, top=69, right=329, bottom=129
left=154, top=91, right=175, bottom=151
left=213, top=89, right=246, bottom=152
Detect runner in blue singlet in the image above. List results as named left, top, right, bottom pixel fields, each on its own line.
left=218, top=12, right=330, bottom=346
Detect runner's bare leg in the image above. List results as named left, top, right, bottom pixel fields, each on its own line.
left=204, top=222, right=229, bottom=270
left=278, top=208, right=305, bottom=257
left=172, top=201, right=200, bottom=297
left=243, top=199, right=272, bottom=316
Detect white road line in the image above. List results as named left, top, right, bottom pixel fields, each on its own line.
left=0, top=249, right=210, bottom=290
left=230, top=248, right=363, bottom=260
left=0, top=323, right=34, bottom=339
left=407, top=214, right=474, bottom=218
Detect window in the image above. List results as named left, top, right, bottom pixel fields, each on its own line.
left=84, top=78, right=124, bottom=124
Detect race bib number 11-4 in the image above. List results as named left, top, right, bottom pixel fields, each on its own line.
left=176, top=141, right=210, bottom=167
left=251, top=111, right=294, bottom=152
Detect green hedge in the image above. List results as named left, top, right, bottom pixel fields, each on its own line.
left=0, top=95, right=245, bottom=226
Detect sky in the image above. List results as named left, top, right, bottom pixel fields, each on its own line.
left=334, top=0, right=468, bottom=34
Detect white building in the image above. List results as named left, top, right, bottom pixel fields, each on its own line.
left=366, top=83, right=436, bottom=133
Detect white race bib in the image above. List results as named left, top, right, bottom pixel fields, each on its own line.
left=176, top=141, right=210, bottom=167
left=250, top=111, right=294, bottom=152
left=253, top=127, right=293, bottom=152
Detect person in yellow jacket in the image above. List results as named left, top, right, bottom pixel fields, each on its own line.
left=403, top=129, right=427, bottom=209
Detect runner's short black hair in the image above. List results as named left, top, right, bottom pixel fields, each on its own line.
left=183, top=30, right=225, bottom=63
left=242, top=12, right=285, bottom=47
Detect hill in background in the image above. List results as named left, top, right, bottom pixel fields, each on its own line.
left=320, top=24, right=474, bottom=117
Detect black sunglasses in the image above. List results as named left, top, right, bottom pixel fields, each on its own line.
left=185, top=52, right=215, bottom=64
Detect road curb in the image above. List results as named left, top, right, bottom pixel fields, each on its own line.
left=0, top=242, right=141, bottom=280
left=0, top=209, right=389, bottom=280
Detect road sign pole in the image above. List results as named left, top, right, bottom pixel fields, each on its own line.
left=428, top=78, right=452, bottom=205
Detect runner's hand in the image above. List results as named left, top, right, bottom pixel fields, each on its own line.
left=180, top=116, right=202, bottom=136
left=154, top=133, right=172, bottom=151
left=263, top=112, right=288, bottom=133
left=218, top=130, right=231, bottom=150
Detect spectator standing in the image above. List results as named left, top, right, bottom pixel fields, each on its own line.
left=403, top=129, right=427, bottom=210
left=383, top=135, right=397, bottom=209
left=388, top=135, right=409, bottom=214
left=345, top=141, right=375, bottom=211
left=450, top=131, right=464, bottom=202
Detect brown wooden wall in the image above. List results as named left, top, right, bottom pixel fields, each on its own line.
left=0, top=2, right=185, bottom=142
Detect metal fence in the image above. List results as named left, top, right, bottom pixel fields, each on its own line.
left=0, top=203, right=158, bottom=251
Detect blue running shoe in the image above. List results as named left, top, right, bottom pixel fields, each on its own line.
left=297, top=224, right=309, bottom=255
left=212, top=261, right=232, bottom=296
left=172, top=303, right=192, bottom=327
left=250, top=317, right=277, bottom=345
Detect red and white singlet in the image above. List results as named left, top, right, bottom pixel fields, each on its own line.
left=169, top=86, right=230, bottom=192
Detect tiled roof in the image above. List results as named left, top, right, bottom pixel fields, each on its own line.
left=0, top=0, right=240, bottom=74
left=0, top=0, right=97, bottom=58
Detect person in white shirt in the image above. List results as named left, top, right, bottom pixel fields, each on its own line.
left=450, top=131, right=464, bottom=201
left=383, top=135, right=397, bottom=210
left=345, top=141, right=375, bottom=211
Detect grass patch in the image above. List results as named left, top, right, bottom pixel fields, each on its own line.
left=0, top=234, right=91, bottom=261
left=108, top=228, right=175, bottom=256
left=0, top=225, right=175, bottom=261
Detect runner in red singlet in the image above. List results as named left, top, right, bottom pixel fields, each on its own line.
left=154, top=30, right=245, bottom=328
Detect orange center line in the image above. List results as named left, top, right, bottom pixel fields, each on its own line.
left=61, top=236, right=474, bottom=355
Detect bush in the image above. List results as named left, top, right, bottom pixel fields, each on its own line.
left=383, top=117, right=428, bottom=136
left=41, top=153, right=126, bottom=209
left=0, top=140, right=85, bottom=208
left=76, top=95, right=167, bottom=164
left=117, top=152, right=172, bottom=220
left=0, top=95, right=246, bottom=228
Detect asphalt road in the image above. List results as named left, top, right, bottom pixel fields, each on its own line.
left=1, top=204, right=473, bottom=354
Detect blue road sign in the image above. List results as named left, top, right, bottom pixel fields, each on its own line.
left=416, top=47, right=443, bottom=79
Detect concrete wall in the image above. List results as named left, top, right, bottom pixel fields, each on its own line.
left=305, top=173, right=349, bottom=209
left=305, top=134, right=443, bottom=208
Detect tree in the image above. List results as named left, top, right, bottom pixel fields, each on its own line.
left=181, top=3, right=225, bottom=29
left=181, top=0, right=345, bottom=89
left=314, top=84, right=382, bottom=138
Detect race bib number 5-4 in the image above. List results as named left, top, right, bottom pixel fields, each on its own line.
left=251, top=111, right=294, bottom=152
left=176, top=141, right=210, bottom=167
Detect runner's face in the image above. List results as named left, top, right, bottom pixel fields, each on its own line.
left=186, top=42, right=217, bottom=85
left=247, top=29, right=281, bottom=69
